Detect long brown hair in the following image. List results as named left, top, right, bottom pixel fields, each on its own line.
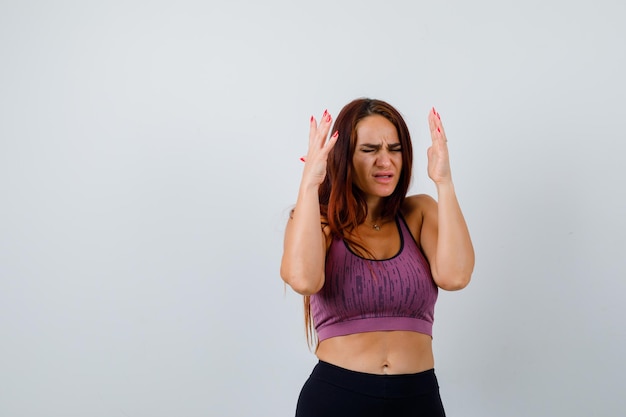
left=304, top=98, right=414, bottom=348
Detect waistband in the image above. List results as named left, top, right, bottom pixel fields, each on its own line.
left=309, top=360, right=440, bottom=399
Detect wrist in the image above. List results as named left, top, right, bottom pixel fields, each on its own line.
left=435, top=180, right=456, bottom=196
left=299, top=179, right=321, bottom=193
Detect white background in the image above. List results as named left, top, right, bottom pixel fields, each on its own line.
left=1, top=1, right=625, bottom=416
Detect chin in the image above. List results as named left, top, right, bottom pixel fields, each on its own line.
left=375, top=188, right=396, bottom=198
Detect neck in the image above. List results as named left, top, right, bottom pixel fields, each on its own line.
left=364, top=197, right=385, bottom=221
left=365, top=203, right=388, bottom=232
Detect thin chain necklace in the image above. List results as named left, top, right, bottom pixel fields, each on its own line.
left=368, top=218, right=384, bottom=231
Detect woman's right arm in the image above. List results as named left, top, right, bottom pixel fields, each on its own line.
left=280, top=110, right=339, bottom=295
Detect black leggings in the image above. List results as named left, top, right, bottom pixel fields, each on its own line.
left=295, top=361, right=446, bottom=417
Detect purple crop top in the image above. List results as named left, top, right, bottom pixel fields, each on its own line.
left=311, top=215, right=438, bottom=342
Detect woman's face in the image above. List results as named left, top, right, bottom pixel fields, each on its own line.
left=352, top=114, right=403, bottom=200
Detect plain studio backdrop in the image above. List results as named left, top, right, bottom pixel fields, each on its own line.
left=1, top=1, right=625, bottom=416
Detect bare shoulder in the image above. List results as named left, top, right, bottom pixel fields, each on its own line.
left=401, top=194, right=437, bottom=246
left=401, top=194, right=437, bottom=219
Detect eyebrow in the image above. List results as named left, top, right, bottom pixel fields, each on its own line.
left=359, top=143, right=402, bottom=149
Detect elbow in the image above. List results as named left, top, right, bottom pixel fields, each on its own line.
left=289, top=282, right=323, bottom=296
left=438, top=275, right=471, bottom=291
left=283, top=276, right=324, bottom=296
left=280, top=264, right=324, bottom=296
left=432, top=254, right=474, bottom=291
left=433, top=270, right=473, bottom=291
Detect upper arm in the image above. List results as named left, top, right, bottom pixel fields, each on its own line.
left=280, top=212, right=332, bottom=295
left=403, top=193, right=473, bottom=291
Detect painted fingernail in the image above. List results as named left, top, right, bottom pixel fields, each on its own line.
left=323, top=109, right=328, bottom=117
left=332, top=131, right=339, bottom=138
left=300, top=157, right=306, bottom=162
left=437, top=127, right=441, bottom=133
left=436, top=112, right=440, bottom=120
left=432, top=107, right=436, bottom=115
left=310, top=115, right=314, bottom=122
left=326, top=114, right=331, bottom=122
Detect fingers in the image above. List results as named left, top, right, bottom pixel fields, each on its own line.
left=428, top=107, right=447, bottom=145
left=302, top=127, right=338, bottom=161
left=324, top=130, right=339, bottom=154
left=426, top=109, right=452, bottom=184
left=308, top=115, right=317, bottom=147
left=427, top=107, right=437, bottom=132
left=308, top=109, right=334, bottom=148
left=302, top=109, right=339, bottom=167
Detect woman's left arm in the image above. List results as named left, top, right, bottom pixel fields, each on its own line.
left=420, top=108, right=475, bottom=290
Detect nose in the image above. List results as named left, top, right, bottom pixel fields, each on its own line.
left=376, top=150, right=392, bottom=167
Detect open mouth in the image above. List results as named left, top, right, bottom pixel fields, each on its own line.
left=373, top=173, right=394, bottom=183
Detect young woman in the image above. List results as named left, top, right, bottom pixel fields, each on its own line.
left=280, top=98, right=474, bottom=417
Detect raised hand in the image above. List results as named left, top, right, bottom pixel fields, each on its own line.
left=427, top=107, right=452, bottom=185
left=301, top=109, right=339, bottom=187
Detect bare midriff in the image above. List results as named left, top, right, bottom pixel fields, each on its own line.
left=315, top=331, right=434, bottom=375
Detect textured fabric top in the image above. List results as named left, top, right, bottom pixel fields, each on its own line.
left=311, top=215, right=438, bottom=342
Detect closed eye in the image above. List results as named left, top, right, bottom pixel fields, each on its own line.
left=358, top=144, right=401, bottom=153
